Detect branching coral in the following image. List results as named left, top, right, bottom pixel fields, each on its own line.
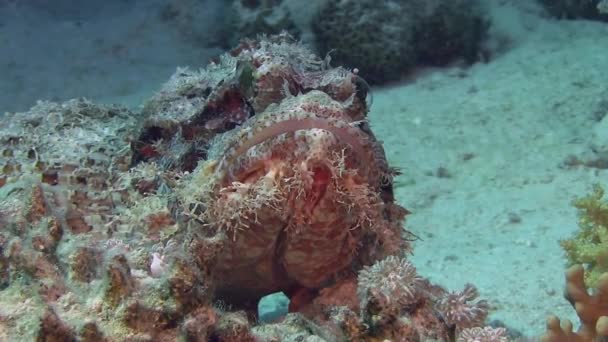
left=542, top=185, right=608, bottom=342
left=541, top=265, right=608, bottom=341
left=560, top=184, right=608, bottom=288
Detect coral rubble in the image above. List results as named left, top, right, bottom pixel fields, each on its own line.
left=0, top=34, right=500, bottom=341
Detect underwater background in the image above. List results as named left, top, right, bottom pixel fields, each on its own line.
left=1, top=0, right=608, bottom=340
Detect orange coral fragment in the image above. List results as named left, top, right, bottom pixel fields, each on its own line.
left=542, top=265, right=608, bottom=341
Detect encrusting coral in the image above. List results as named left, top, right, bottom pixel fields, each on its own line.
left=0, top=33, right=502, bottom=341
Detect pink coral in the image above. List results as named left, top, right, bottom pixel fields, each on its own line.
left=438, top=283, right=489, bottom=332
left=357, top=256, right=424, bottom=309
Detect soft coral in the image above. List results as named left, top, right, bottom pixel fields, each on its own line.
left=560, top=184, right=608, bottom=288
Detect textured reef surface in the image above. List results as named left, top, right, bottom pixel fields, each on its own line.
left=0, top=33, right=604, bottom=341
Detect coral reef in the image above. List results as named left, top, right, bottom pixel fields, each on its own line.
left=0, top=33, right=499, bottom=340
left=560, top=184, right=608, bottom=288
left=312, top=0, right=489, bottom=84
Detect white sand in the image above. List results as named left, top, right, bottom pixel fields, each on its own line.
left=2, top=0, right=608, bottom=338
left=370, top=4, right=608, bottom=336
